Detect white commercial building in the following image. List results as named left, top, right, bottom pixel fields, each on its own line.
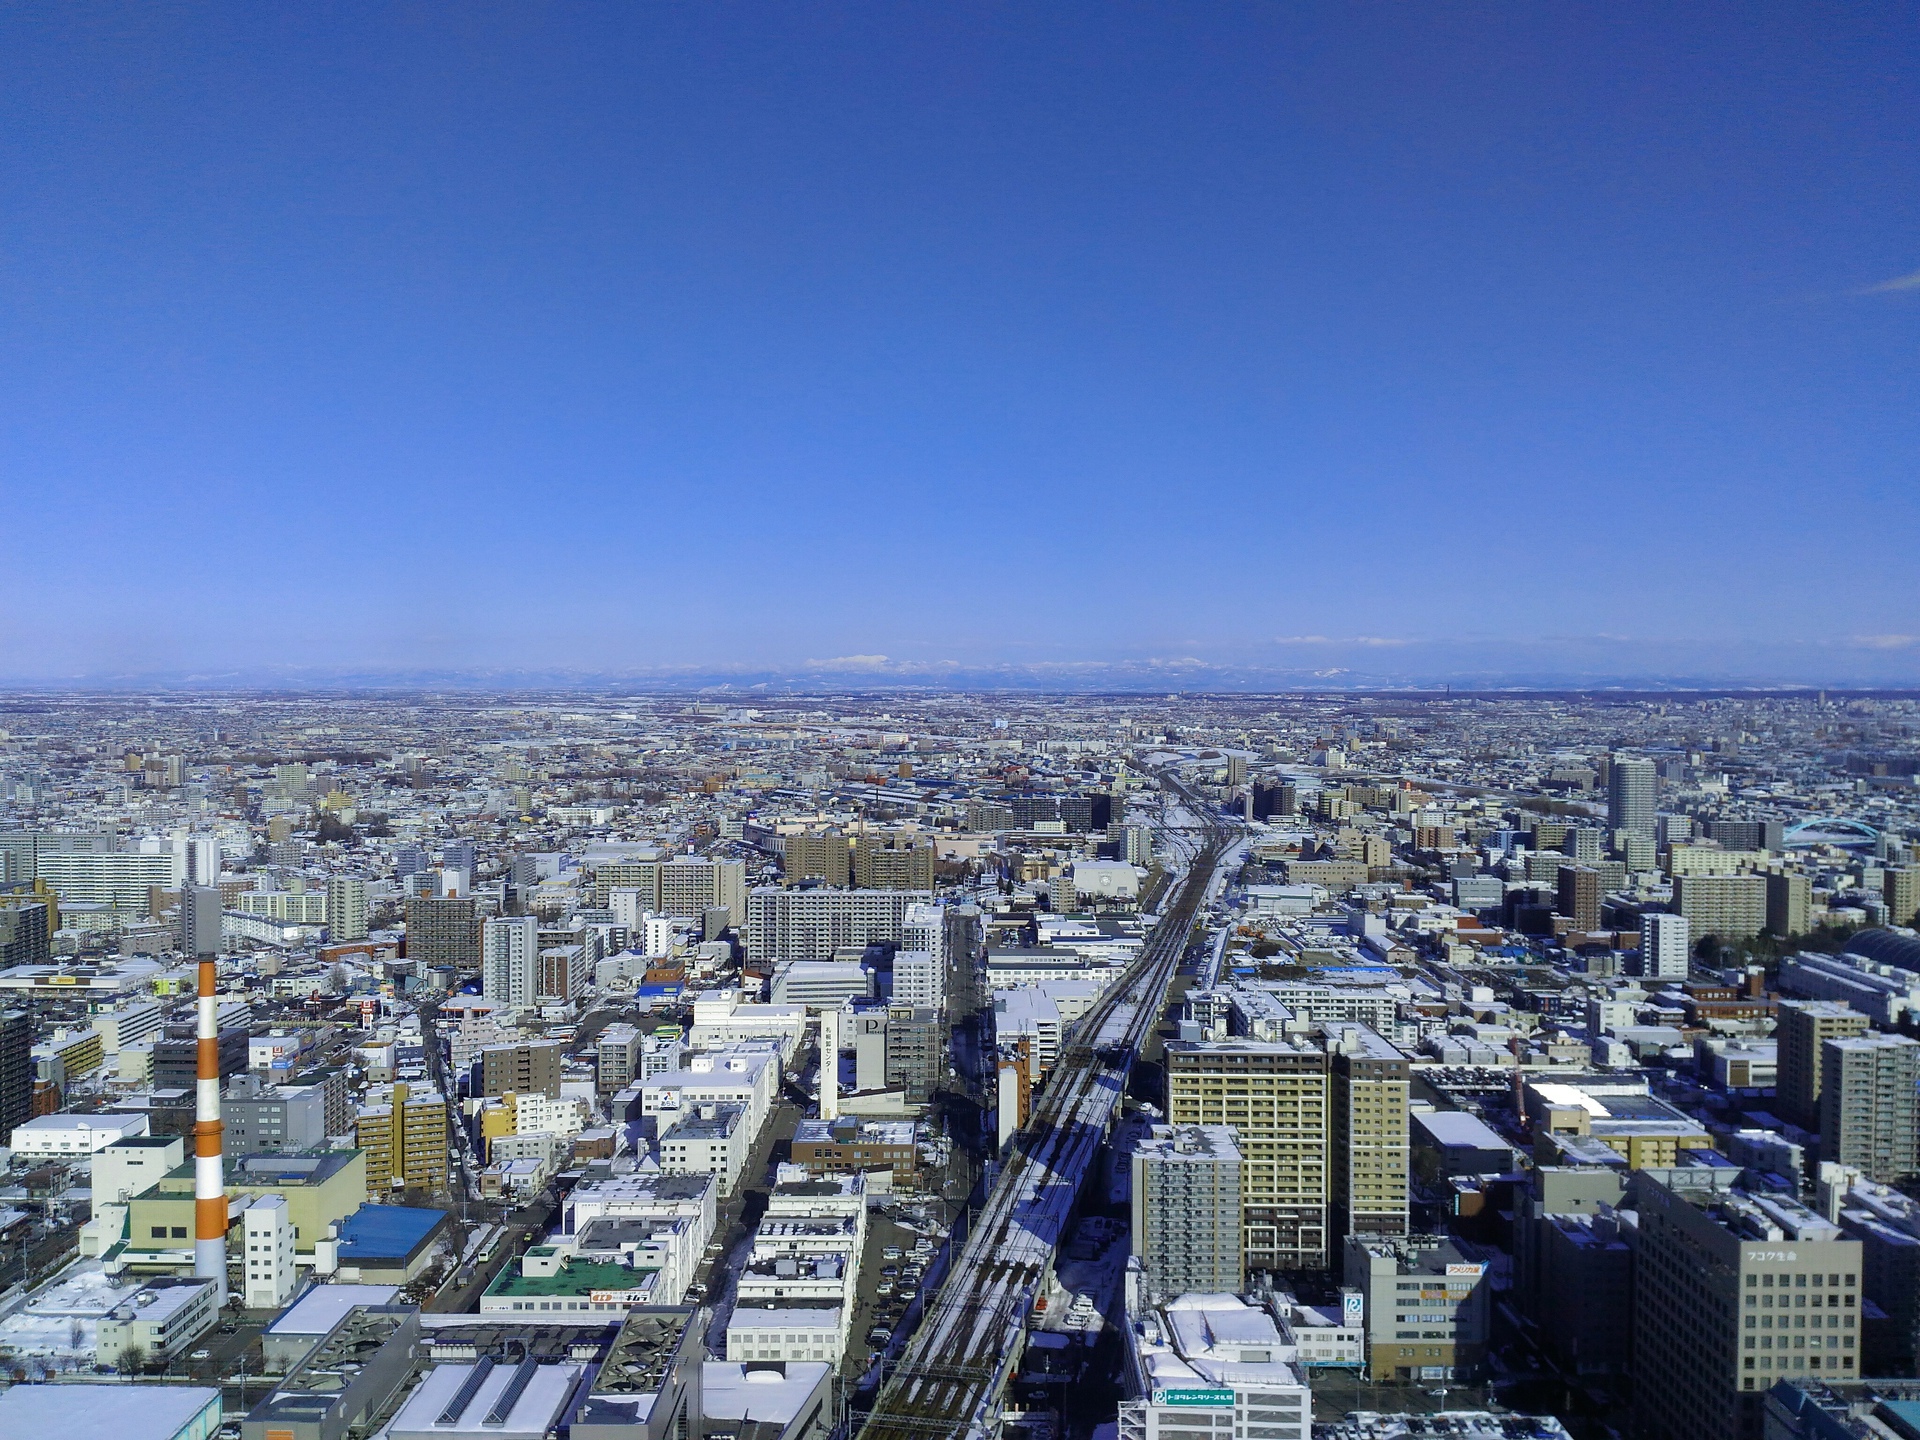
left=242, top=1194, right=298, bottom=1309
left=1073, top=859, right=1146, bottom=901
left=1120, top=1294, right=1312, bottom=1440
left=93, top=1134, right=185, bottom=1204
left=660, top=1103, right=752, bottom=1193
left=689, top=988, right=808, bottom=1061
left=892, top=950, right=943, bottom=1008
left=725, top=1304, right=844, bottom=1365
left=902, top=901, right=946, bottom=965
left=634, top=1043, right=782, bottom=1145
left=993, top=987, right=1063, bottom=1078
left=10, top=1111, right=150, bottom=1156
left=771, top=960, right=875, bottom=1009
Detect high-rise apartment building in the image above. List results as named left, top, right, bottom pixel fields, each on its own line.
left=1327, top=1025, right=1410, bottom=1254
left=33, top=849, right=179, bottom=910
left=780, top=832, right=851, bottom=887
left=1130, top=1124, right=1243, bottom=1300
left=1640, top=911, right=1692, bottom=979
left=591, top=853, right=663, bottom=907
left=744, top=887, right=921, bottom=961
left=1607, top=756, right=1657, bottom=839
left=1674, top=874, right=1769, bottom=943
left=326, top=876, right=370, bottom=942
left=0, top=1009, right=30, bottom=1141
left=658, top=856, right=747, bottom=924
left=1819, top=1034, right=1920, bottom=1180
left=596, top=1023, right=642, bottom=1095
left=1885, top=868, right=1920, bottom=928
left=1776, top=1001, right=1870, bottom=1129
left=1555, top=865, right=1604, bottom=932
left=481, top=914, right=539, bottom=1008
left=478, top=1039, right=563, bottom=1098
left=1166, top=1039, right=1329, bottom=1271
left=892, top=950, right=943, bottom=1008
left=1633, top=1175, right=1861, bottom=1440
left=1768, top=872, right=1812, bottom=938
left=406, top=894, right=480, bottom=970
left=0, top=900, right=51, bottom=969
left=853, top=832, right=936, bottom=891
left=354, top=1081, right=449, bottom=1196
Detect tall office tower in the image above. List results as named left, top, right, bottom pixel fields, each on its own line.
left=1131, top=1124, right=1244, bottom=1300
left=353, top=1081, right=449, bottom=1196
left=1768, top=872, right=1812, bottom=938
left=1556, top=865, right=1604, bottom=932
left=744, top=887, right=918, bottom=961
left=1820, top=1034, right=1920, bottom=1179
left=1885, top=867, right=1920, bottom=927
left=181, top=884, right=222, bottom=957
left=325, top=876, right=370, bottom=942
left=1326, top=1025, right=1411, bottom=1255
left=481, top=914, right=540, bottom=1008
left=1166, top=1039, right=1330, bottom=1272
left=1607, top=755, right=1657, bottom=839
left=1225, top=753, right=1248, bottom=788
left=1640, top=912, right=1692, bottom=979
left=884, top=1003, right=942, bottom=1103
left=1564, top=827, right=1604, bottom=864
left=0, top=1009, right=30, bottom=1139
left=852, top=832, right=936, bottom=891
left=658, top=856, right=748, bottom=922
left=1633, top=1175, right=1861, bottom=1440
left=1776, top=1001, right=1870, bottom=1129
left=406, top=894, right=481, bottom=970
left=1674, top=874, right=1769, bottom=944
left=780, top=832, right=851, bottom=887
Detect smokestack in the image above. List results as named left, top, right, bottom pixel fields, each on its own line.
left=194, top=956, right=227, bottom=1304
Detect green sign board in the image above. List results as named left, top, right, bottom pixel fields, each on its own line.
left=1153, top=1388, right=1235, bottom=1408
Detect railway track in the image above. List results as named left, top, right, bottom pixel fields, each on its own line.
left=856, top=767, right=1233, bottom=1440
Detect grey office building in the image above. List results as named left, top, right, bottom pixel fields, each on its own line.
left=224, top=1074, right=329, bottom=1154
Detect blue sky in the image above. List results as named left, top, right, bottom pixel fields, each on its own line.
left=2, top=5, right=1917, bottom=686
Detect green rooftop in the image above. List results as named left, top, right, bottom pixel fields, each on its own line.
left=484, top=1257, right=660, bottom=1299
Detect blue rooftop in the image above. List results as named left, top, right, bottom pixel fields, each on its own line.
left=337, top=1203, right=449, bottom=1261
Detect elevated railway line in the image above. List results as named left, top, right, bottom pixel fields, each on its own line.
left=856, top=767, right=1234, bottom=1440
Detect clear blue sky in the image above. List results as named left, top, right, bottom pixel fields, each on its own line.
left=3, top=5, right=1917, bottom=685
